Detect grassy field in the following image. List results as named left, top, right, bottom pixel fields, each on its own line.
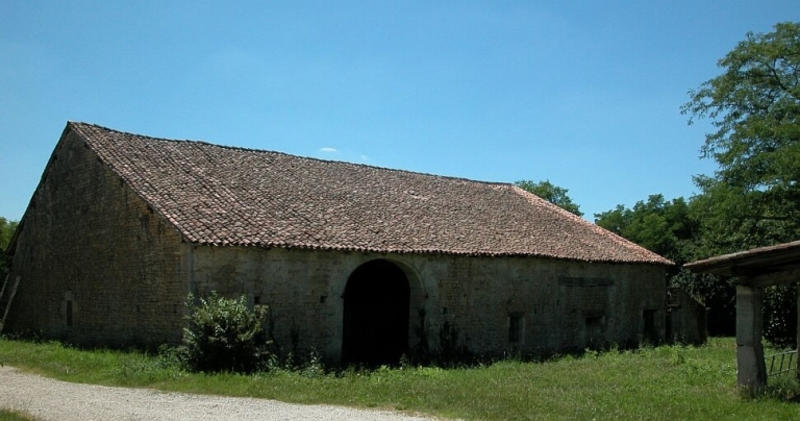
left=0, top=338, right=797, bottom=420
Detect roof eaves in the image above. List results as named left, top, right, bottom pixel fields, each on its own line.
left=510, top=186, right=674, bottom=266
left=192, top=239, right=674, bottom=265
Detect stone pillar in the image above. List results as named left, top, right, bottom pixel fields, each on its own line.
left=736, top=285, right=766, bottom=391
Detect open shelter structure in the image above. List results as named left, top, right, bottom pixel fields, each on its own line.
left=685, top=240, right=800, bottom=390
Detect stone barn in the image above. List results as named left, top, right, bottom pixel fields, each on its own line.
left=3, top=122, right=672, bottom=364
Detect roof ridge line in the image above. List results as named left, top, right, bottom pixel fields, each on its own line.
left=66, top=121, right=513, bottom=188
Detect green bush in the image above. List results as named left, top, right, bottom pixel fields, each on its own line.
left=180, top=292, right=273, bottom=373
left=763, top=284, right=797, bottom=348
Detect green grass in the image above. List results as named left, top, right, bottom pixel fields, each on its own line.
left=0, top=338, right=798, bottom=420
left=0, top=409, right=37, bottom=421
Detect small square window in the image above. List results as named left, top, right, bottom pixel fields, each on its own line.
left=66, top=300, right=73, bottom=327
left=508, top=313, right=523, bottom=343
left=585, top=315, right=602, bottom=329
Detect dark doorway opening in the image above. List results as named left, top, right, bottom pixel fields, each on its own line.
left=342, top=260, right=410, bottom=366
left=643, top=309, right=657, bottom=343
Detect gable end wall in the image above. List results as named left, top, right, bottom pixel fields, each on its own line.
left=6, top=130, right=190, bottom=347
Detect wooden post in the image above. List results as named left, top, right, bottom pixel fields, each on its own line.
left=0, top=276, right=20, bottom=334
left=0, top=273, right=8, bottom=303
left=736, top=284, right=766, bottom=392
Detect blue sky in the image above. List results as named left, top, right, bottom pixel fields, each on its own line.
left=1, top=1, right=798, bottom=222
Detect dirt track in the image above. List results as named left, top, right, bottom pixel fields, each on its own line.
left=0, top=366, right=438, bottom=421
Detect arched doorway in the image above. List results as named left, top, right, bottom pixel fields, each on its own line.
left=342, top=259, right=410, bottom=366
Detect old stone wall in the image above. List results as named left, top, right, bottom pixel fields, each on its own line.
left=192, top=246, right=667, bottom=362
left=6, top=131, right=189, bottom=347
left=666, top=287, right=708, bottom=345
left=431, top=254, right=666, bottom=355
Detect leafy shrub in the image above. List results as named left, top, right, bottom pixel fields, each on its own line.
left=763, top=284, right=797, bottom=348
left=180, top=292, right=273, bottom=373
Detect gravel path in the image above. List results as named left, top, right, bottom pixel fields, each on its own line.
left=0, top=366, right=439, bottom=421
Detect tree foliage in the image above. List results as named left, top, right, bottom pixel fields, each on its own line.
left=0, top=217, right=19, bottom=275
left=682, top=22, right=800, bottom=253
left=595, top=195, right=696, bottom=264
left=763, top=284, right=798, bottom=348
left=594, top=196, right=737, bottom=337
left=681, top=22, right=800, bottom=345
left=594, top=23, right=800, bottom=343
left=515, top=179, right=583, bottom=217
left=0, top=217, right=18, bottom=251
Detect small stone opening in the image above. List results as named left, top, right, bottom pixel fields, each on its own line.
left=585, top=313, right=605, bottom=348
left=65, top=300, right=73, bottom=327
left=508, top=313, right=523, bottom=343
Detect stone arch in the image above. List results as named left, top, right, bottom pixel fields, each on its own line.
left=341, top=259, right=413, bottom=365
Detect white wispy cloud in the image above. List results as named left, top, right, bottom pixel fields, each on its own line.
left=319, top=147, right=338, bottom=153
left=360, top=154, right=370, bottom=162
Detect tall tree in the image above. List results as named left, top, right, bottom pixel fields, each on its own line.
left=681, top=22, right=800, bottom=344
left=682, top=21, right=800, bottom=253
left=515, top=180, right=583, bottom=217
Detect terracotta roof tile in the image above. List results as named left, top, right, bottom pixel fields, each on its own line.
left=67, top=122, right=672, bottom=264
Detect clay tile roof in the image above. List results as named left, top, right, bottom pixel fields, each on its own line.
left=67, top=122, right=672, bottom=264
